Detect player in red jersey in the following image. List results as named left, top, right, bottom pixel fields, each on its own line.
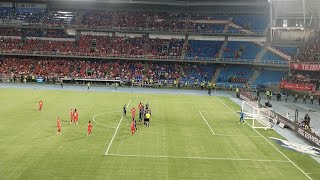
left=131, top=120, right=135, bottom=135
left=131, top=107, right=136, bottom=119
left=57, top=117, right=61, bottom=134
left=138, top=102, right=143, bottom=110
left=39, top=100, right=43, bottom=111
left=69, top=109, right=74, bottom=124
left=87, top=121, right=92, bottom=136
left=73, top=109, right=79, bottom=125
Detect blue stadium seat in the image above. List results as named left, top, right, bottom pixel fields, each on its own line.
left=216, top=66, right=254, bottom=84
left=262, top=51, right=286, bottom=62
left=253, top=70, right=286, bottom=85
left=222, top=41, right=261, bottom=59
left=187, top=40, right=223, bottom=58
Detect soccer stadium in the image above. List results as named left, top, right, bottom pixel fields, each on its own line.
left=1, top=0, right=320, bottom=179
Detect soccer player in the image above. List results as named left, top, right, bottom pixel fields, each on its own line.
left=131, top=120, right=135, bottom=135
left=131, top=107, right=136, bottom=119
left=57, top=117, right=61, bottom=134
left=39, top=100, right=43, bottom=111
left=145, top=111, right=151, bottom=127
left=69, top=109, right=74, bottom=124
left=87, top=121, right=92, bottom=136
left=139, top=102, right=143, bottom=110
left=134, top=120, right=137, bottom=131
left=139, top=106, right=144, bottom=122
left=123, top=105, right=127, bottom=117
left=239, top=110, right=244, bottom=124
left=74, top=109, right=79, bottom=125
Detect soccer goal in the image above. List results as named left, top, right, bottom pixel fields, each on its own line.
left=241, top=101, right=273, bottom=129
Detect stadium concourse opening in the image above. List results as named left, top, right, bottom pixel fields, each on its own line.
left=0, top=0, right=320, bottom=179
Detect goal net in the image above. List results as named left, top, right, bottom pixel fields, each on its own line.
left=241, top=101, right=272, bottom=129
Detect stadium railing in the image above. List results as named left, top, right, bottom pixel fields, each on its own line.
left=0, top=50, right=289, bottom=66
left=0, top=22, right=267, bottom=35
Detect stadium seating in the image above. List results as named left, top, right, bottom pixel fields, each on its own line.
left=232, top=15, right=268, bottom=32
left=0, top=8, right=269, bottom=34
left=222, top=41, right=261, bottom=59
left=253, top=70, right=286, bottom=85
left=262, top=51, right=286, bottom=62
left=187, top=40, right=223, bottom=58
left=272, top=46, right=297, bottom=57
left=0, top=57, right=216, bottom=84
left=216, top=66, right=254, bottom=85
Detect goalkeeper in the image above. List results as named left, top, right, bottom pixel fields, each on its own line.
left=239, top=110, right=244, bottom=124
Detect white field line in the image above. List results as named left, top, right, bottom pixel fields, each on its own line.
left=214, top=134, right=261, bottom=138
left=92, top=111, right=121, bottom=129
left=199, top=111, right=216, bottom=135
left=105, top=100, right=131, bottom=155
left=214, top=96, right=313, bottom=180
left=106, top=153, right=290, bottom=163
left=199, top=111, right=261, bottom=138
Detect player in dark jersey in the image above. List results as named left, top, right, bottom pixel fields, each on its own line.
left=139, top=106, right=144, bottom=122
left=123, top=105, right=127, bottom=117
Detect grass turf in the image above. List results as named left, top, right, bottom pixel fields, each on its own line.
left=0, top=88, right=319, bottom=180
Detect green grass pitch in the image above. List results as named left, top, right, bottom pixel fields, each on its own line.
left=0, top=88, right=319, bottom=180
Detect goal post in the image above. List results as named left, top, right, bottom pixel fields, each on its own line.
left=241, top=101, right=272, bottom=129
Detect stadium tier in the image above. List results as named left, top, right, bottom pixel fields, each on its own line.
left=0, top=8, right=268, bottom=33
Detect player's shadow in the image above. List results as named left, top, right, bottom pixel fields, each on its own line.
left=68, top=136, right=86, bottom=142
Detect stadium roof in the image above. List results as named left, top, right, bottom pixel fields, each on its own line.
left=271, top=0, right=320, bottom=18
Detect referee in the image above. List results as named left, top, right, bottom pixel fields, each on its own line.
left=145, top=112, right=151, bottom=127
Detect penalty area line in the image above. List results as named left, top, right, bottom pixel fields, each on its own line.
left=104, top=100, right=131, bottom=155
left=106, top=153, right=290, bottom=163
left=199, top=111, right=216, bottom=135
left=199, top=111, right=261, bottom=138
left=214, top=96, right=313, bottom=180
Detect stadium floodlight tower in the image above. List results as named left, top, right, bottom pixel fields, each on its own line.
left=241, top=100, right=273, bottom=129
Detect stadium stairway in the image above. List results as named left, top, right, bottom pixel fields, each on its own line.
left=76, top=11, right=85, bottom=25
left=229, top=22, right=254, bottom=34
left=217, top=37, right=228, bottom=58
left=223, top=18, right=232, bottom=33
left=211, top=66, right=222, bottom=83
left=247, top=70, right=260, bottom=85
left=181, top=34, right=189, bottom=59
left=255, top=43, right=268, bottom=62
left=267, top=46, right=291, bottom=61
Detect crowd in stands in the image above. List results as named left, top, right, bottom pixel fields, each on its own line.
left=0, top=7, right=268, bottom=32
left=295, top=38, right=320, bottom=62
left=0, top=8, right=78, bottom=26
left=285, top=71, right=320, bottom=88
left=0, top=37, right=76, bottom=53
left=0, top=57, right=214, bottom=84
left=0, top=36, right=184, bottom=57
left=0, top=28, right=73, bottom=38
